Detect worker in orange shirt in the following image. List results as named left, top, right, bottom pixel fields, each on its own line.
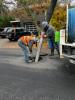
left=18, top=35, right=38, bottom=63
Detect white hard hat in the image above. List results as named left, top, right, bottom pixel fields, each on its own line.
left=42, top=21, right=48, bottom=28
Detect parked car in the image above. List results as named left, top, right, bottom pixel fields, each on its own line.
left=7, top=27, right=31, bottom=41
left=0, top=27, right=11, bottom=38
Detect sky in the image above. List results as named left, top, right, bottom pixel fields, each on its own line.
left=70, top=0, right=75, bottom=5
left=5, top=0, right=17, bottom=10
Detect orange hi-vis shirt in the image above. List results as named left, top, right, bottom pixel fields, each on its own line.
left=20, top=36, right=34, bottom=46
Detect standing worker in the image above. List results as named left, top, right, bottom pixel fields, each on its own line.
left=18, top=35, right=37, bottom=63
left=42, top=21, right=55, bottom=56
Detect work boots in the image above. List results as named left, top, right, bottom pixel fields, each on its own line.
left=57, top=49, right=60, bottom=55
left=49, top=49, right=54, bottom=56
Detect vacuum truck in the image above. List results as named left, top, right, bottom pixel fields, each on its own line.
left=60, top=4, right=75, bottom=66
left=46, top=0, right=75, bottom=66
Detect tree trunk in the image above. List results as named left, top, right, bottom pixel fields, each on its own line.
left=46, top=0, right=57, bottom=23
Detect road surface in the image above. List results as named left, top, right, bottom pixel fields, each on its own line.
left=0, top=38, right=75, bottom=100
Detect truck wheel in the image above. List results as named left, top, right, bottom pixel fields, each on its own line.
left=64, top=59, right=71, bottom=72
left=1, top=36, right=6, bottom=38
left=8, top=38, right=13, bottom=41
left=14, top=38, right=18, bottom=41
left=65, top=59, right=75, bottom=73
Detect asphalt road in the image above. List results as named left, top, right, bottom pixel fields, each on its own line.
left=0, top=39, right=75, bottom=100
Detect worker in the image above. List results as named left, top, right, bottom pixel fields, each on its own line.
left=42, top=21, right=55, bottom=56
left=18, top=34, right=37, bottom=63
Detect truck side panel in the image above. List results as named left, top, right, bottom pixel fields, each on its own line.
left=68, top=8, right=75, bottom=42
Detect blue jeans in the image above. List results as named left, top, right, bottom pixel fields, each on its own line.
left=18, top=40, right=29, bottom=62
left=55, top=42, right=59, bottom=50
left=48, top=39, right=54, bottom=49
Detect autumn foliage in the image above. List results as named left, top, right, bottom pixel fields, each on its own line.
left=50, top=6, right=66, bottom=30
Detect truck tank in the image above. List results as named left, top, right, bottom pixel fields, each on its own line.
left=68, top=7, right=75, bottom=43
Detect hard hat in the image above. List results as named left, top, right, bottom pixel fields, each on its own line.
left=42, top=21, right=48, bottom=28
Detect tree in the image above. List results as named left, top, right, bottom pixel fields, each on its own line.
left=15, top=0, right=51, bottom=31
left=15, top=0, right=66, bottom=30
left=8, top=7, right=28, bottom=20
left=16, top=0, right=50, bottom=20
left=50, top=5, right=66, bottom=30
left=0, top=15, right=14, bottom=28
left=16, top=0, right=58, bottom=25
left=0, top=0, right=8, bottom=15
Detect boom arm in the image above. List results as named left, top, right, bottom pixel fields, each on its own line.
left=46, top=0, right=57, bottom=23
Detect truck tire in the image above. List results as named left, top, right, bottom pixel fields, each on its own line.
left=64, top=59, right=75, bottom=73
left=1, top=36, right=6, bottom=38
left=8, top=38, right=13, bottom=41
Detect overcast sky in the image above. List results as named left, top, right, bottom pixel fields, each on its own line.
left=5, top=0, right=17, bottom=10
left=71, top=0, right=75, bottom=5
